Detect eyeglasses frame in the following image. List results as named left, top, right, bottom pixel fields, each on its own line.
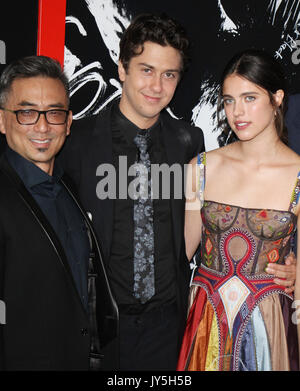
left=0, top=107, right=70, bottom=125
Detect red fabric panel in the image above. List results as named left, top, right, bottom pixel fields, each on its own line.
left=177, top=288, right=207, bottom=370
left=36, top=0, right=66, bottom=68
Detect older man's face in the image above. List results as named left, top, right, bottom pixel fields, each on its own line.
left=0, top=76, right=72, bottom=175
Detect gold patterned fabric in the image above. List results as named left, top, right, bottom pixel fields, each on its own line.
left=258, top=295, right=290, bottom=370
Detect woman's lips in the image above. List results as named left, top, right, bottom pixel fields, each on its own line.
left=234, top=121, right=251, bottom=130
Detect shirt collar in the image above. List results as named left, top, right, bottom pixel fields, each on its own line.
left=112, top=101, right=161, bottom=145
left=5, top=146, right=64, bottom=190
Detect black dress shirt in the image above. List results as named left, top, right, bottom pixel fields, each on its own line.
left=108, top=103, right=176, bottom=313
left=5, top=147, right=90, bottom=309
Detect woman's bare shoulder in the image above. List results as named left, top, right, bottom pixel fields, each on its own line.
left=289, top=148, right=300, bottom=164
left=206, top=144, right=237, bottom=166
left=280, top=144, right=300, bottom=168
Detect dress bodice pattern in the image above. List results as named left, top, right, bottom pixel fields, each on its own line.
left=200, top=201, right=296, bottom=276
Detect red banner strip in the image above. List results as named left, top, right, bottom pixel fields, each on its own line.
left=36, top=0, right=67, bottom=68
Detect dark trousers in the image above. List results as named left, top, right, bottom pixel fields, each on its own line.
left=119, top=303, right=179, bottom=371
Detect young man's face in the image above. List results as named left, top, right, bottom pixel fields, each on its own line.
left=118, top=41, right=182, bottom=129
left=0, top=76, right=72, bottom=175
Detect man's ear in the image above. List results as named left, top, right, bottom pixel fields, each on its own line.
left=0, top=110, right=6, bottom=135
left=118, top=60, right=126, bottom=82
left=274, top=89, right=284, bottom=107
left=66, top=110, right=72, bottom=136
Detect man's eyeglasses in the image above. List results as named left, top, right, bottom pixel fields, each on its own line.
left=0, top=108, right=70, bottom=125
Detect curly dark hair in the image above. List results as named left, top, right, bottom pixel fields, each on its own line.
left=217, top=48, right=288, bottom=145
left=119, top=13, right=190, bottom=75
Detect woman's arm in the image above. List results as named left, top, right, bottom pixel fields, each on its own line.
left=184, top=158, right=202, bottom=261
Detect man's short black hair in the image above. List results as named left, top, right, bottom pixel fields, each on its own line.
left=0, top=55, right=69, bottom=107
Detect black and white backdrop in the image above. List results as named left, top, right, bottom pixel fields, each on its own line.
left=1, top=0, right=300, bottom=150
left=64, top=0, right=300, bottom=150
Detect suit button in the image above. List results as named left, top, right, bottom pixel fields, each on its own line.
left=81, top=328, right=89, bottom=336
left=135, top=317, right=142, bottom=326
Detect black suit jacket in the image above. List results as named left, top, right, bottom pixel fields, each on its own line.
left=286, top=93, right=300, bottom=155
left=0, top=155, right=118, bottom=370
left=58, top=102, right=205, bottom=355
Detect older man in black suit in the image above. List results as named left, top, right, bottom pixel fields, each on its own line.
left=0, top=56, right=118, bottom=370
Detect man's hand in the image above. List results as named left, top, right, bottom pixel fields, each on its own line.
left=265, top=252, right=296, bottom=294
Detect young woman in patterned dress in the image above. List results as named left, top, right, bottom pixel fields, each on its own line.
left=178, top=49, right=300, bottom=371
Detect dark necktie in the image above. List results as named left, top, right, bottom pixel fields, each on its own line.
left=133, top=129, right=155, bottom=303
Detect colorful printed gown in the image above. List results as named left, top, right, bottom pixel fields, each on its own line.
left=177, top=152, right=299, bottom=371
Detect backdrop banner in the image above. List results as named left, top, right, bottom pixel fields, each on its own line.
left=1, top=1, right=300, bottom=150
left=64, top=0, right=300, bottom=150
left=0, top=1, right=38, bottom=71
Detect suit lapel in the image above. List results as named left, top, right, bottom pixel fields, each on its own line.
left=160, top=113, right=187, bottom=262
left=0, top=156, right=87, bottom=313
left=88, top=107, right=115, bottom=262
